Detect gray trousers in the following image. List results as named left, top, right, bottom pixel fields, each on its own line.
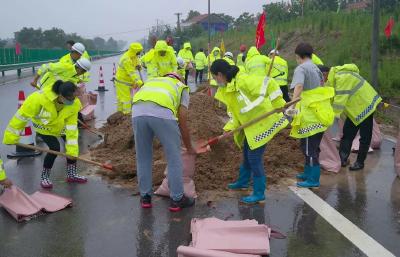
left=133, top=116, right=183, bottom=201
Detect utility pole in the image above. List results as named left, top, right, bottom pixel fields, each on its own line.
left=208, top=0, right=211, bottom=84
left=174, top=13, right=182, bottom=32
left=371, top=0, right=380, bottom=89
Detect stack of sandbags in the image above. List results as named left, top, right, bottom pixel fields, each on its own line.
left=155, top=151, right=197, bottom=198
left=77, top=83, right=97, bottom=121
left=177, top=217, right=272, bottom=257
left=0, top=186, right=72, bottom=222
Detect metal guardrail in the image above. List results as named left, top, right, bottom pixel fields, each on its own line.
left=0, top=52, right=122, bottom=77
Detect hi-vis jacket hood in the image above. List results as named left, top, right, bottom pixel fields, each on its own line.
left=127, top=42, right=143, bottom=57
left=155, top=40, right=169, bottom=52
left=211, top=47, right=221, bottom=56
left=183, top=42, right=191, bottom=49
left=246, top=46, right=261, bottom=60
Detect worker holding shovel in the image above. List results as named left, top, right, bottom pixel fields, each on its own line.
left=287, top=43, right=335, bottom=188
left=132, top=73, right=196, bottom=212
left=210, top=59, right=289, bottom=204
left=3, top=81, right=86, bottom=189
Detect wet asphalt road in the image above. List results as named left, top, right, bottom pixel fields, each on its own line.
left=0, top=56, right=399, bottom=257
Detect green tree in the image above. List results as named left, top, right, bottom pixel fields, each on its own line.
left=185, top=10, right=201, bottom=22
left=42, top=27, right=66, bottom=48
left=14, top=27, right=43, bottom=48
left=93, top=37, right=106, bottom=50
left=234, top=12, right=255, bottom=28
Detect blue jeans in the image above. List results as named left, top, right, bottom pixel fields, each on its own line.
left=133, top=116, right=183, bottom=201
left=242, top=139, right=267, bottom=178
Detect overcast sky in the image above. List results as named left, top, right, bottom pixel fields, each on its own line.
left=1, top=0, right=278, bottom=42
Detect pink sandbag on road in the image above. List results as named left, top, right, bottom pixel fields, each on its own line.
left=190, top=217, right=271, bottom=255
left=0, top=186, right=72, bottom=222
left=155, top=151, right=197, bottom=198
left=177, top=246, right=261, bottom=257
left=395, top=131, right=400, bottom=178
left=319, top=131, right=341, bottom=173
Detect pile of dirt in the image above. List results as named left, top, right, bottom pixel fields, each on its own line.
left=90, top=93, right=303, bottom=192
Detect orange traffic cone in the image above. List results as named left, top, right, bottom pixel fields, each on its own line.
left=7, top=91, right=41, bottom=159
left=95, top=66, right=108, bottom=92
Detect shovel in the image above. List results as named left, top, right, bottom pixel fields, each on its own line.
left=196, top=98, right=301, bottom=153
left=16, top=143, right=113, bottom=170
left=78, top=120, right=104, bottom=139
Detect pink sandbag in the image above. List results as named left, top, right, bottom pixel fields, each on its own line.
left=0, top=186, right=72, bottom=222
left=155, top=151, right=197, bottom=198
left=395, top=131, right=400, bottom=178
left=190, top=217, right=271, bottom=255
left=80, top=104, right=96, bottom=121
left=351, top=136, right=374, bottom=153
left=319, top=131, right=341, bottom=173
left=371, top=119, right=383, bottom=149
left=177, top=246, right=261, bottom=257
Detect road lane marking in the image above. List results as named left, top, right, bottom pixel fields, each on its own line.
left=289, top=186, right=396, bottom=257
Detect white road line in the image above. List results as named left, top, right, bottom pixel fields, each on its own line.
left=289, top=186, right=396, bottom=257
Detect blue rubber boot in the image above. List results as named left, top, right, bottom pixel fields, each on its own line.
left=228, top=165, right=251, bottom=190
left=297, top=165, right=320, bottom=188
left=240, top=176, right=266, bottom=204
left=296, top=165, right=310, bottom=180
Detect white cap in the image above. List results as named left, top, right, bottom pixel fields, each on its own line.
left=71, top=42, right=85, bottom=55
left=269, top=49, right=279, bottom=55
left=224, top=52, right=233, bottom=58
left=177, top=57, right=185, bottom=67
left=76, top=58, right=91, bottom=71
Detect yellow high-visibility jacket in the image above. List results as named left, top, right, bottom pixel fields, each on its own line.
left=115, top=46, right=143, bottom=87
left=0, top=159, right=6, bottom=181
left=37, top=62, right=80, bottom=90
left=178, top=42, right=194, bottom=69
left=194, top=52, right=207, bottom=70
left=245, top=47, right=271, bottom=76
left=3, top=89, right=81, bottom=157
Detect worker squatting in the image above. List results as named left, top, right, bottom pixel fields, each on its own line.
left=1, top=40, right=381, bottom=212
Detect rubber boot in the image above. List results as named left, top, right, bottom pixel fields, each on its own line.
left=296, top=165, right=310, bottom=180
left=240, top=176, right=266, bottom=204
left=339, top=140, right=352, bottom=167
left=228, top=165, right=251, bottom=190
left=297, top=165, right=320, bottom=188
left=66, top=163, right=88, bottom=183
left=350, top=144, right=369, bottom=171
left=41, top=168, right=53, bottom=189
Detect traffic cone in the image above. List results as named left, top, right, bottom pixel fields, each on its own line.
left=95, top=66, right=108, bottom=92
left=7, top=91, right=41, bottom=159
left=110, top=63, right=116, bottom=83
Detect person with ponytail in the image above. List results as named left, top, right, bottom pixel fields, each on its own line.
left=210, top=59, right=288, bottom=204
left=3, top=80, right=87, bottom=189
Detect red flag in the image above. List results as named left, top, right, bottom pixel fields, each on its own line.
left=384, top=17, right=395, bottom=39
left=15, top=42, right=22, bottom=55
left=255, top=11, right=266, bottom=49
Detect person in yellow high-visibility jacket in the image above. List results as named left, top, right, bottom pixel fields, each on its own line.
left=151, top=40, right=177, bottom=77
left=0, top=159, right=13, bottom=188
left=115, top=42, right=143, bottom=114
left=59, top=42, right=91, bottom=83
left=178, top=42, right=194, bottom=85
left=268, top=49, right=290, bottom=102
left=3, top=81, right=86, bottom=189
left=211, top=59, right=288, bottom=204
left=194, top=48, right=207, bottom=83
left=132, top=72, right=196, bottom=211
left=30, top=58, right=91, bottom=91
left=319, top=64, right=382, bottom=171
left=207, top=47, right=222, bottom=95
left=244, top=46, right=271, bottom=76
left=288, top=43, right=335, bottom=188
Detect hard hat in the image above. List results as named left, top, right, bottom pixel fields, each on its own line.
left=269, top=49, right=279, bottom=55
left=164, top=72, right=184, bottom=83
left=71, top=42, right=85, bottom=55
left=239, top=44, right=247, bottom=52
left=224, top=52, right=233, bottom=59
left=76, top=58, right=91, bottom=71
left=177, top=57, right=185, bottom=67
